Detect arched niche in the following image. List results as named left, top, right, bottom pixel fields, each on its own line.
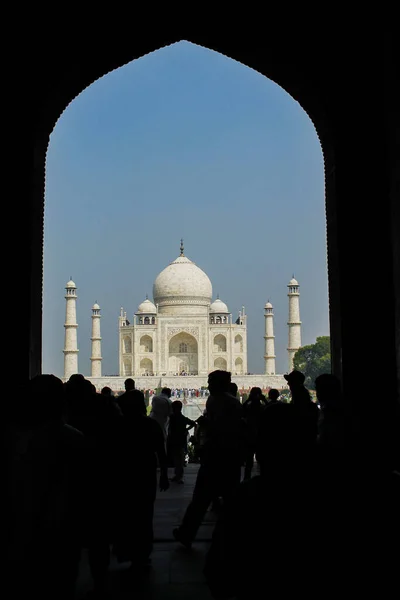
left=169, top=332, right=198, bottom=375
left=140, top=357, right=153, bottom=375
left=214, top=334, right=227, bottom=353
left=123, top=335, right=132, bottom=354
left=235, top=357, right=243, bottom=374
left=140, top=334, right=153, bottom=353
left=234, top=334, right=243, bottom=353
left=214, top=357, right=227, bottom=370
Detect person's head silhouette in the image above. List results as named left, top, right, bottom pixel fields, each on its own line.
left=284, top=370, right=311, bottom=405
left=25, top=374, right=65, bottom=424
left=208, top=370, right=231, bottom=395
left=268, top=388, right=280, bottom=403
left=124, top=378, right=135, bottom=392
left=249, top=387, right=262, bottom=399
left=101, top=386, right=113, bottom=397
left=65, top=373, right=87, bottom=396
left=172, top=400, right=183, bottom=414
left=284, top=370, right=305, bottom=389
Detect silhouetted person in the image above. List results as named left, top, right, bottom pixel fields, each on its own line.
left=101, top=385, right=122, bottom=417
left=284, top=369, right=312, bottom=404
left=242, top=387, right=264, bottom=480
left=267, top=388, right=281, bottom=404
left=101, top=386, right=113, bottom=396
left=5, top=375, right=85, bottom=600
left=114, top=389, right=169, bottom=570
left=116, top=378, right=137, bottom=416
left=284, top=369, right=319, bottom=447
left=66, top=375, right=113, bottom=423
left=229, top=382, right=238, bottom=398
left=65, top=375, right=96, bottom=427
left=191, top=411, right=211, bottom=461
left=173, top=370, right=243, bottom=548
left=167, top=401, right=197, bottom=483
left=192, top=410, right=222, bottom=512
left=204, top=401, right=320, bottom=598
left=124, top=378, right=135, bottom=391
left=65, top=376, right=122, bottom=596
left=149, top=387, right=173, bottom=445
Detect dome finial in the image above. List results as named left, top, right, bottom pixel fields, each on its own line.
left=217, top=293, right=219, bottom=300
left=180, top=238, right=184, bottom=256
left=146, top=293, right=148, bottom=300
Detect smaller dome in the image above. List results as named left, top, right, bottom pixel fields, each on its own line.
left=265, top=301, right=273, bottom=309
left=289, top=278, right=299, bottom=285
left=210, top=298, right=229, bottom=313
left=66, top=279, right=76, bottom=288
left=92, top=303, right=100, bottom=310
left=136, top=298, right=157, bottom=314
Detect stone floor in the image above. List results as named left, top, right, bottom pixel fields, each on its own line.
left=75, top=464, right=217, bottom=599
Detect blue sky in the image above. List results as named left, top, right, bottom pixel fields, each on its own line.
left=43, top=41, right=328, bottom=378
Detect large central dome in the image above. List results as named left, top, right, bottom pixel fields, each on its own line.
left=153, top=248, right=212, bottom=312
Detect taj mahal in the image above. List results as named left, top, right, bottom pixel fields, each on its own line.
left=63, top=241, right=302, bottom=392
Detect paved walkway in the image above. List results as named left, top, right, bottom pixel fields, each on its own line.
left=75, top=464, right=217, bottom=599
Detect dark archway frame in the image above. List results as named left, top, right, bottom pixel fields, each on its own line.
left=25, top=34, right=398, bottom=467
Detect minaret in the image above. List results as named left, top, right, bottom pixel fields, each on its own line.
left=90, top=302, right=102, bottom=377
left=63, top=278, right=79, bottom=379
left=264, top=300, right=276, bottom=374
left=287, top=276, right=302, bottom=371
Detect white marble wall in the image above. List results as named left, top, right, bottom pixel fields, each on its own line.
left=85, top=374, right=287, bottom=393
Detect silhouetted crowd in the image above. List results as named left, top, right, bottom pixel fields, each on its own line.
left=5, top=375, right=170, bottom=598
left=4, top=369, right=399, bottom=599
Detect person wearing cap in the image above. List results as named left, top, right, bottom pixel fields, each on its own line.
left=284, top=370, right=319, bottom=447
left=173, top=370, right=243, bottom=549
left=284, top=370, right=311, bottom=403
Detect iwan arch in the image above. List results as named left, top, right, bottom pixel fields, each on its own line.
left=23, top=32, right=397, bottom=465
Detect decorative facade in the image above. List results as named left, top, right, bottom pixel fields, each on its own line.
left=119, top=242, right=248, bottom=377
left=62, top=246, right=302, bottom=387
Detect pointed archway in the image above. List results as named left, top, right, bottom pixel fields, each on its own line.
left=168, top=332, right=198, bottom=375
